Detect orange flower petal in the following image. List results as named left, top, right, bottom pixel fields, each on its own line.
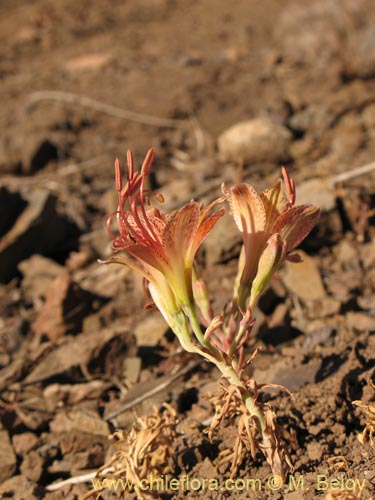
left=272, top=204, right=320, bottom=251
left=227, top=184, right=266, bottom=234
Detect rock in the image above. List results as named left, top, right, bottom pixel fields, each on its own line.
left=20, top=450, right=43, bottom=482
left=346, top=312, right=375, bottom=332
left=306, top=297, right=341, bottom=319
left=281, top=251, right=326, bottom=301
left=0, top=187, right=27, bottom=237
left=12, top=432, right=39, bottom=456
left=360, top=238, right=375, bottom=269
left=217, top=118, right=291, bottom=164
left=18, top=254, right=65, bottom=304
left=123, top=356, right=142, bottom=384
left=335, top=239, right=358, bottom=263
left=134, top=313, right=169, bottom=346
left=0, top=430, right=17, bottom=482
left=24, top=326, right=122, bottom=383
left=0, top=475, right=38, bottom=500
left=302, top=326, right=334, bottom=351
left=32, top=273, right=105, bottom=340
left=255, top=359, right=321, bottom=392
left=50, top=409, right=109, bottom=437
left=0, top=191, right=68, bottom=283
left=296, top=178, right=335, bottom=212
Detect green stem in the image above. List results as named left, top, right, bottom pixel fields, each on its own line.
left=214, top=361, right=266, bottom=435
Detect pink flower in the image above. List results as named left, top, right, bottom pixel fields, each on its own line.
left=224, top=167, right=320, bottom=308
left=105, top=148, right=225, bottom=320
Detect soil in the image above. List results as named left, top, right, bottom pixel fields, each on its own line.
left=0, top=1, right=374, bottom=499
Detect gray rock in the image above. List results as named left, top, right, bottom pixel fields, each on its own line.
left=217, top=118, right=292, bottom=164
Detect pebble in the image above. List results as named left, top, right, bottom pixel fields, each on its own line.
left=281, top=251, right=326, bottom=301
left=134, top=313, right=169, bottom=346
left=0, top=430, right=16, bottom=482
left=217, top=118, right=291, bottom=163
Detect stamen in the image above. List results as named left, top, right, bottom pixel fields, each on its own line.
left=127, top=150, right=134, bottom=181
left=115, top=158, right=122, bottom=192
left=281, top=166, right=296, bottom=206
left=141, top=147, right=155, bottom=176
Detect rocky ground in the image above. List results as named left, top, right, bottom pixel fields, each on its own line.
left=0, top=1, right=374, bottom=499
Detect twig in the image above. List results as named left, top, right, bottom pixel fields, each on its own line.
left=26, top=90, right=189, bottom=128
left=45, top=467, right=114, bottom=491
left=104, top=359, right=199, bottom=421
left=328, top=161, right=375, bottom=186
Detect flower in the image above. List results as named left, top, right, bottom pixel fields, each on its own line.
left=224, top=167, right=320, bottom=308
left=104, top=148, right=225, bottom=321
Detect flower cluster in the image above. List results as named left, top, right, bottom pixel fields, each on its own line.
left=104, top=148, right=320, bottom=480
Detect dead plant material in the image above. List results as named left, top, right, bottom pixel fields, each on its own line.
left=353, top=400, right=375, bottom=447
left=85, top=403, right=178, bottom=500
left=206, top=379, right=292, bottom=479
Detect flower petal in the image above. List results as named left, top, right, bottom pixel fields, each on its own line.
left=272, top=204, right=320, bottom=251
left=190, top=207, right=225, bottom=258
left=260, top=180, right=288, bottom=231
left=226, top=184, right=266, bottom=234
left=162, top=201, right=200, bottom=260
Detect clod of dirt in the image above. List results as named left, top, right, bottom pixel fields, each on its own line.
left=296, top=178, right=336, bottom=212
left=217, top=118, right=292, bottom=164
left=20, top=450, right=43, bottom=482
left=281, top=251, right=326, bottom=301
left=32, top=273, right=106, bottom=340
left=24, top=326, right=125, bottom=383
left=134, top=312, right=169, bottom=347
left=50, top=409, right=109, bottom=437
left=0, top=475, right=37, bottom=500
left=0, top=191, right=69, bottom=283
left=0, top=429, right=17, bottom=482
left=18, top=254, right=65, bottom=305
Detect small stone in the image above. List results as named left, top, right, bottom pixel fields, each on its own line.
left=217, top=118, right=291, bottom=163
left=19, top=254, right=65, bottom=303
left=20, top=450, right=43, bottom=482
left=296, top=178, right=335, bottom=212
left=360, top=238, right=375, bottom=269
left=12, top=432, right=39, bottom=456
left=0, top=475, right=37, bottom=500
left=335, top=239, right=358, bottom=263
left=306, top=297, right=341, bottom=319
left=32, top=273, right=104, bottom=340
left=123, top=356, right=142, bottom=384
left=0, top=430, right=17, bottom=482
left=282, top=251, right=326, bottom=301
left=50, top=410, right=109, bottom=437
left=306, top=442, right=323, bottom=461
left=346, top=312, right=375, bottom=332
left=134, top=313, right=169, bottom=346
